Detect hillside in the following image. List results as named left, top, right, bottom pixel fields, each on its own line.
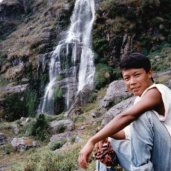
left=0, top=0, right=171, bottom=170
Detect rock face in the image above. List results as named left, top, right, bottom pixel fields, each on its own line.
left=0, top=84, right=28, bottom=120
left=102, top=96, right=135, bottom=126
left=99, top=80, right=132, bottom=109
left=66, top=85, right=94, bottom=116
left=0, top=84, right=28, bottom=95
left=0, top=0, right=25, bottom=20
left=0, top=0, right=74, bottom=119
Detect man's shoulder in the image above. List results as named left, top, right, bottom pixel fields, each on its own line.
left=154, top=83, right=171, bottom=94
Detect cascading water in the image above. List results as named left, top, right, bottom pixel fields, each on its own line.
left=38, top=0, right=96, bottom=115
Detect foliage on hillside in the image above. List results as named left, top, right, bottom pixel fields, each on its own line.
left=94, top=0, right=171, bottom=89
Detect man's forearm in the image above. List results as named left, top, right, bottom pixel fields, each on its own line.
left=89, top=112, right=135, bottom=145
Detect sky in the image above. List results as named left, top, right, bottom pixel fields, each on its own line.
left=0, top=0, right=3, bottom=3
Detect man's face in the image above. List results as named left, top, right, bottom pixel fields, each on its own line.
left=121, top=68, right=153, bottom=96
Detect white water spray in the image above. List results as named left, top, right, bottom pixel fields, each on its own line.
left=38, top=0, right=96, bottom=114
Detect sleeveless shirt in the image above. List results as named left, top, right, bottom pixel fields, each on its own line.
left=124, top=83, right=171, bottom=139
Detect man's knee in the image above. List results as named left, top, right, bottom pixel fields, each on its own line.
left=132, top=111, right=155, bottom=127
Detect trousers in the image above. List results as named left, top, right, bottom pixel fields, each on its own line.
left=96, top=111, right=171, bottom=171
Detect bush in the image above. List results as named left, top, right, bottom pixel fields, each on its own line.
left=25, top=114, right=50, bottom=141
left=48, top=141, right=66, bottom=151
left=3, top=89, right=39, bottom=121
left=95, top=63, right=114, bottom=89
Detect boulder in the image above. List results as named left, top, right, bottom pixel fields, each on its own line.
left=91, top=111, right=101, bottom=118
left=99, top=80, right=132, bottom=109
left=102, top=96, right=135, bottom=126
left=168, top=80, right=171, bottom=89
left=11, top=137, right=38, bottom=151
left=49, top=119, right=75, bottom=134
left=66, top=85, right=94, bottom=116
left=50, top=132, right=73, bottom=143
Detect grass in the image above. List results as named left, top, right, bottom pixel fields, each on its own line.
left=11, top=144, right=82, bottom=171
left=0, top=84, right=127, bottom=171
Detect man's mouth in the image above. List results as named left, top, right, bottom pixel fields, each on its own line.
left=131, top=87, right=140, bottom=93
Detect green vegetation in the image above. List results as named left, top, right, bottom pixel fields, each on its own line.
left=25, top=114, right=50, bottom=141
left=148, top=43, right=171, bottom=71
left=0, top=144, right=13, bottom=155
left=2, top=89, right=39, bottom=121
left=48, top=141, right=66, bottom=151
left=95, top=63, right=120, bottom=89
left=1, top=0, right=171, bottom=170
left=53, top=85, right=65, bottom=114
left=11, top=145, right=81, bottom=171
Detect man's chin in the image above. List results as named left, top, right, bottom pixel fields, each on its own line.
left=132, top=92, right=141, bottom=96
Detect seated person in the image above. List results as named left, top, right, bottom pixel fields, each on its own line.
left=78, top=53, right=171, bottom=171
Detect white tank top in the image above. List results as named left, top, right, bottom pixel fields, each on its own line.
left=124, top=83, right=171, bottom=139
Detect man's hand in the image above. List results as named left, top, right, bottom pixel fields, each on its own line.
left=78, top=140, right=95, bottom=169
left=95, top=139, right=108, bottom=165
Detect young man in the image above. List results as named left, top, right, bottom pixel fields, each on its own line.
left=78, top=53, right=171, bottom=171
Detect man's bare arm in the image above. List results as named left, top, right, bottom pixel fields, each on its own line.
left=90, top=88, right=163, bottom=145
left=110, top=130, right=126, bottom=139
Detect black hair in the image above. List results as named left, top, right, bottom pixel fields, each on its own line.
left=119, top=53, right=151, bottom=73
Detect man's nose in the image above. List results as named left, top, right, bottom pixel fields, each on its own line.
left=129, top=77, right=136, bottom=84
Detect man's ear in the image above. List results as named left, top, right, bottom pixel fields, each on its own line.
left=148, top=69, right=153, bottom=79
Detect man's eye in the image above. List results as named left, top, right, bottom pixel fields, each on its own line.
left=135, top=74, right=140, bottom=77
left=124, top=78, right=129, bottom=81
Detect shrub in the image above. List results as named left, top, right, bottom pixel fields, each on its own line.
left=25, top=114, right=50, bottom=141
left=56, top=123, right=66, bottom=133
left=3, top=89, right=39, bottom=121
left=48, top=141, right=66, bottom=151
left=95, top=63, right=114, bottom=89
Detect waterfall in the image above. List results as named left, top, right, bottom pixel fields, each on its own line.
left=38, top=0, right=96, bottom=115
